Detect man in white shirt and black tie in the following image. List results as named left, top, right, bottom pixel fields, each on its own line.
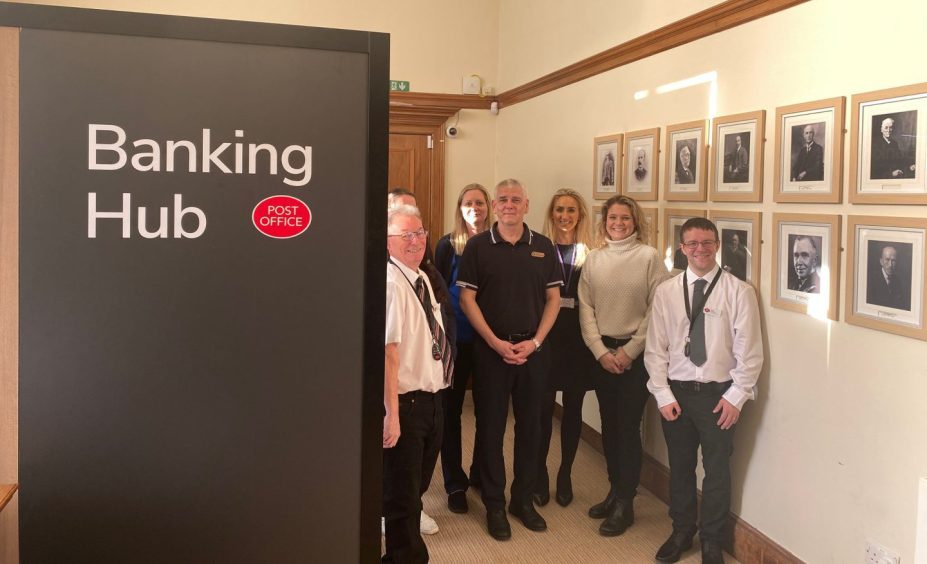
left=644, top=217, right=763, bottom=564
left=383, top=204, right=452, bottom=563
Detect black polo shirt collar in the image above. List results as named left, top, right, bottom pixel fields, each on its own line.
left=489, top=222, right=533, bottom=246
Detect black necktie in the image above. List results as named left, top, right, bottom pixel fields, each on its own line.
left=416, top=276, right=453, bottom=386
left=689, top=278, right=707, bottom=367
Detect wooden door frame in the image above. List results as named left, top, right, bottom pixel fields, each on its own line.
left=389, top=93, right=493, bottom=239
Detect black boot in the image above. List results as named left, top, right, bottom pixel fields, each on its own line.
left=588, top=486, right=619, bottom=518
left=599, top=497, right=634, bottom=536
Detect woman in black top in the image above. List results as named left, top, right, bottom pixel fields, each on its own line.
left=534, top=188, right=596, bottom=507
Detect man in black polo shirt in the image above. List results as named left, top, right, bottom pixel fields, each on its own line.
left=456, top=178, right=562, bottom=540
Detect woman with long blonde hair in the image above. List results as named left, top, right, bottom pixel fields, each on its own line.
left=434, top=183, right=492, bottom=514
left=578, top=194, right=667, bottom=536
left=534, top=188, right=597, bottom=508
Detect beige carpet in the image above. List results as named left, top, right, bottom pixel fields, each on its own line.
left=412, top=394, right=739, bottom=563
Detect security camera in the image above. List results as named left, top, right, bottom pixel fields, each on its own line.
left=446, top=126, right=459, bottom=138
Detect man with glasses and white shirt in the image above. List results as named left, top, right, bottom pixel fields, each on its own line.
left=644, top=217, right=763, bottom=564
left=383, top=205, right=452, bottom=563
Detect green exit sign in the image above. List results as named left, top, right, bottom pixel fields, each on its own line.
left=390, top=80, right=410, bottom=92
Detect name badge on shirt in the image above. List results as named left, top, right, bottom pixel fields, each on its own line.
left=703, top=307, right=721, bottom=318
left=560, top=297, right=576, bottom=309
left=531, top=251, right=545, bottom=258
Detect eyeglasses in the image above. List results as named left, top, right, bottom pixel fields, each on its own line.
left=681, top=240, right=718, bottom=250
left=388, top=229, right=428, bottom=242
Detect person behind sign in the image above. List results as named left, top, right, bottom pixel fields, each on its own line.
left=578, top=194, right=668, bottom=536
left=533, top=189, right=596, bottom=509
left=383, top=204, right=453, bottom=563
left=644, top=217, right=763, bottom=564
left=456, top=178, right=562, bottom=540
left=434, top=183, right=492, bottom=514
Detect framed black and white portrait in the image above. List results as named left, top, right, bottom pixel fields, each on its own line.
left=771, top=213, right=841, bottom=320
left=622, top=128, right=659, bottom=201
left=710, top=110, right=765, bottom=202
left=640, top=206, right=658, bottom=248
left=708, top=210, right=761, bottom=285
left=593, top=133, right=622, bottom=200
left=665, top=119, right=707, bottom=202
left=774, top=97, right=845, bottom=203
left=662, top=208, right=706, bottom=273
left=850, top=82, right=927, bottom=204
left=846, top=215, right=927, bottom=341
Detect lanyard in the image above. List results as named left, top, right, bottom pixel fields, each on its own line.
left=555, top=243, right=576, bottom=295
left=682, top=269, right=722, bottom=347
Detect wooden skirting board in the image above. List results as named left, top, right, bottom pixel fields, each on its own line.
left=0, top=484, right=16, bottom=514
left=554, top=403, right=803, bottom=564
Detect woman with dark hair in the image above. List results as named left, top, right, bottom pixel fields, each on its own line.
left=534, top=188, right=597, bottom=508
left=433, top=183, right=492, bottom=514
left=578, top=194, right=668, bottom=536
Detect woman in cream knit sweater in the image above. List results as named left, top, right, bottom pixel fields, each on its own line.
left=578, top=194, right=668, bottom=537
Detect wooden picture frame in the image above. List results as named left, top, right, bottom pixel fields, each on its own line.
left=621, top=127, right=659, bottom=201
left=665, top=119, right=708, bottom=202
left=845, top=215, right=927, bottom=341
left=662, top=208, right=706, bottom=272
left=770, top=213, right=841, bottom=320
left=849, top=82, right=927, bottom=204
left=640, top=206, right=658, bottom=248
left=708, top=210, right=761, bottom=285
left=773, top=96, right=845, bottom=203
left=710, top=110, right=765, bottom=202
left=593, top=133, right=622, bottom=200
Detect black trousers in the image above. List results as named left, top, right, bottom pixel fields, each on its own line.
left=382, top=390, right=444, bottom=564
left=473, top=337, right=550, bottom=511
left=661, top=380, right=734, bottom=544
left=594, top=355, right=650, bottom=500
left=440, top=340, right=482, bottom=494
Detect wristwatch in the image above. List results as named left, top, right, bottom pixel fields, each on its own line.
left=531, top=338, right=542, bottom=352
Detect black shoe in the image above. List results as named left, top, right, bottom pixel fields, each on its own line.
left=486, top=509, right=511, bottom=541
left=447, top=490, right=469, bottom=514
left=598, top=498, right=634, bottom=536
left=555, top=470, right=573, bottom=507
left=655, top=529, right=695, bottom=563
left=508, top=502, right=547, bottom=531
left=701, top=540, right=726, bottom=564
left=532, top=491, right=550, bottom=506
left=588, top=487, right=619, bottom=518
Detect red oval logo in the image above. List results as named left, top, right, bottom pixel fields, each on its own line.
left=252, top=195, right=311, bottom=239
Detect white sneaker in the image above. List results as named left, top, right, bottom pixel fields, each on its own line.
left=420, top=511, right=439, bottom=535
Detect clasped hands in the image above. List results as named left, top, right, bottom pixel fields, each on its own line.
left=491, top=337, right=536, bottom=365
left=598, top=347, right=633, bottom=374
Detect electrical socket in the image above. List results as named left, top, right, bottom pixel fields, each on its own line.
left=866, top=541, right=901, bottom=564
left=482, top=85, right=495, bottom=96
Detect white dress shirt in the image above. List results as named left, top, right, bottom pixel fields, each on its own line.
left=385, top=257, right=446, bottom=394
left=644, top=264, right=763, bottom=410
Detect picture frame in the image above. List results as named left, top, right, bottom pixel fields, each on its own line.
left=708, top=210, right=761, bottom=285
left=849, top=82, right=927, bottom=204
left=621, top=127, right=659, bottom=201
left=640, top=206, right=658, bottom=248
left=773, top=96, right=845, bottom=203
left=770, top=213, right=841, bottom=320
left=593, top=133, right=622, bottom=200
left=665, top=119, right=708, bottom=202
left=710, top=110, right=765, bottom=202
left=662, top=208, right=706, bottom=272
left=845, top=215, right=927, bottom=341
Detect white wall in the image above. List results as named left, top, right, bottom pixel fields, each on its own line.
left=494, top=0, right=927, bottom=562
